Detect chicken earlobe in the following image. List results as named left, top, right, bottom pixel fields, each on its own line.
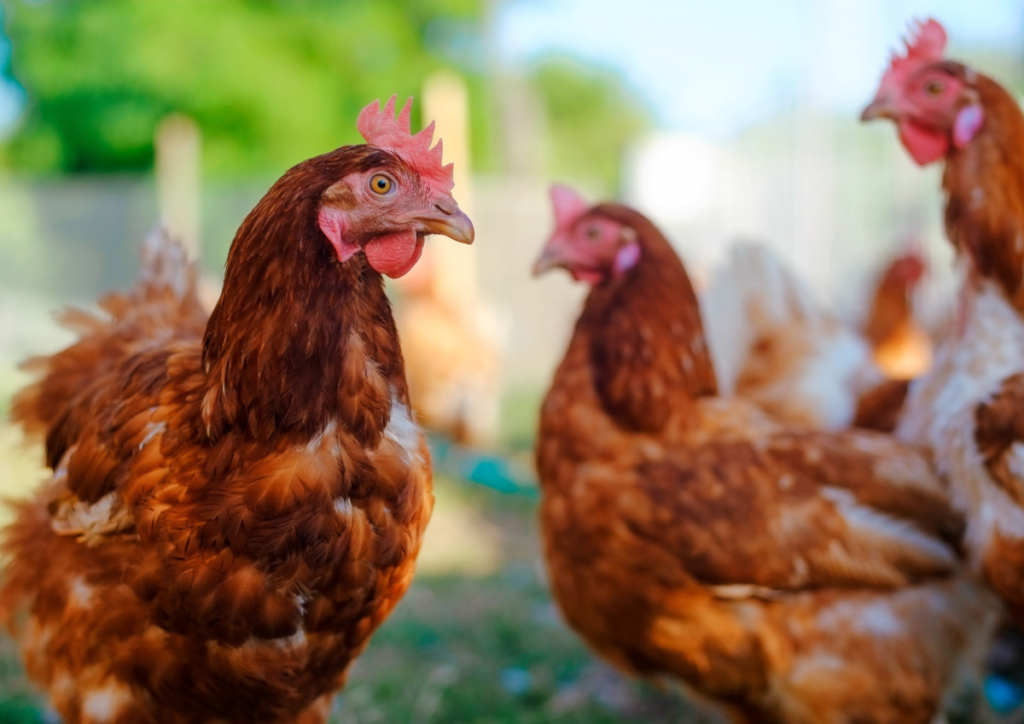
left=318, top=206, right=360, bottom=262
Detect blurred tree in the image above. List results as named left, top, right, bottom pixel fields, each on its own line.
left=0, top=0, right=651, bottom=186
left=529, top=56, right=650, bottom=191
left=0, top=0, right=485, bottom=175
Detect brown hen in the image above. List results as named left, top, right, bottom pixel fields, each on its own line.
left=862, top=251, right=931, bottom=382
left=0, top=96, right=473, bottom=724
left=533, top=186, right=995, bottom=724
left=864, top=18, right=1024, bottom=622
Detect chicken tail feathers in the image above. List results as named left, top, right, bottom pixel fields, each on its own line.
left=134, top=225, right=198, bottom=305
left=11, top=227, right=208, bottom=443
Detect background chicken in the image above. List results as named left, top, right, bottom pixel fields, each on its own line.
left=0, top=96, right=473, bottom=724
left=701, top=241, right=929, bottom=432
left=863, top=19, right=1024, bottom=623
left=533, top=186, right=995, bottom=724
left=862, top=248, right=931, bottom=380
left=393, top=254, right=503, bottom=446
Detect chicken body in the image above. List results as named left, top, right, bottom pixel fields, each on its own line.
left=0, top=103, right=473, bottom=724
left=899, top=279, right=1024, bottom=613
left=535, top=198, right=995, bottom=724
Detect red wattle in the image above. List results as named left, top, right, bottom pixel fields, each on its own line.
left=898, top=120, right=950, bottom=166
left=570, top=268, right=607, bottom=285
left=364, top=230, right=425, bottom=278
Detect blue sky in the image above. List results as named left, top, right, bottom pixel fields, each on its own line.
left=496, top=0, right=1024, bottom=137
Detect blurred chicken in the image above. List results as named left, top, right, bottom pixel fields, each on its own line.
left=702, top=242, right=928, bottom=432
left=394, top=254, right=502, bottom=446
left=864, top=19, right=1024, bottom=622
left=533, top=186, right=995, bottom=724
left=862, top=250, right=932, bottom=380
left=0, top=97, right=474, bottom=724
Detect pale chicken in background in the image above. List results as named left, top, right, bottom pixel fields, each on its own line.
left=394, top=255, right=503, bottom=445
left=701, top=242, right=883, bottom=430
left=701, top=242, right=931, bottom=432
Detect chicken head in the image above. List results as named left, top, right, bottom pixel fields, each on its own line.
left=861, top=18, right=984, bottom=165
left=318, top=96, right=474, bottom=278
left=532, top=185, right=641, bottom=284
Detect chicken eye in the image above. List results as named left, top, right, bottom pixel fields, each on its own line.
left=925, top=80, right=944, bottom=97
left=369, top=175, right=393, bottom=195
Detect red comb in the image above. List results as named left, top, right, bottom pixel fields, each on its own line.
left=550, top=185, right=589, bottom=234
left=880, top=18, right=948, bottom=94
left=358, top=95, right=454, bottom=195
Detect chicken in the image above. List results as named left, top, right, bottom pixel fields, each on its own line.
left=0, top=96, right=474, bottom=724
left=852, top=250, right=933, bottom=432
left=532, top=185, right=996, bottom=724
left=862, top=250, right=931, bottom=381
left=862, top=19, right=1024, bottom=622
left=701, top=242, right=919, bottom=432
left=394, top=258, right=502, bottom=446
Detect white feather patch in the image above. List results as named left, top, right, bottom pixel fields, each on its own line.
left=816, top=599, right=903, bottom=636
left=898, top=281, right=1024, bottom=558
left=138, top=420, right=166, bottom=450
left=81, top=680, right=133, bottom=722
left=383, top=389, right=424, bottom=466
left=820, top=486, right=955, bottom=568
left=68, top=577, right=94, bottom=608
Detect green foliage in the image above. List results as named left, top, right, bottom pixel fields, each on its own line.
left=530, top=56, right=650, bottom=191
left=0, top=0, right=651, bottom=185
left=1, top=0, right=485, bottom=176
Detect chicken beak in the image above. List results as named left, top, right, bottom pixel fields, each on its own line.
left=418, top=206, right=475, bottom=244
left=533, top=244, right=567, bottom=277
left=860, top=95, right=896, bottom=122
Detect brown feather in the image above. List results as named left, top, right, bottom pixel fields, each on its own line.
left=853, top=379, right=911, bottom=433
left=943, top=73, right=1024, bottom=308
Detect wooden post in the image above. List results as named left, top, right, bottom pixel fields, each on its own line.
left=422, top=71, right=478, bottom=315
left=155, top=114, right=201, bottom=262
